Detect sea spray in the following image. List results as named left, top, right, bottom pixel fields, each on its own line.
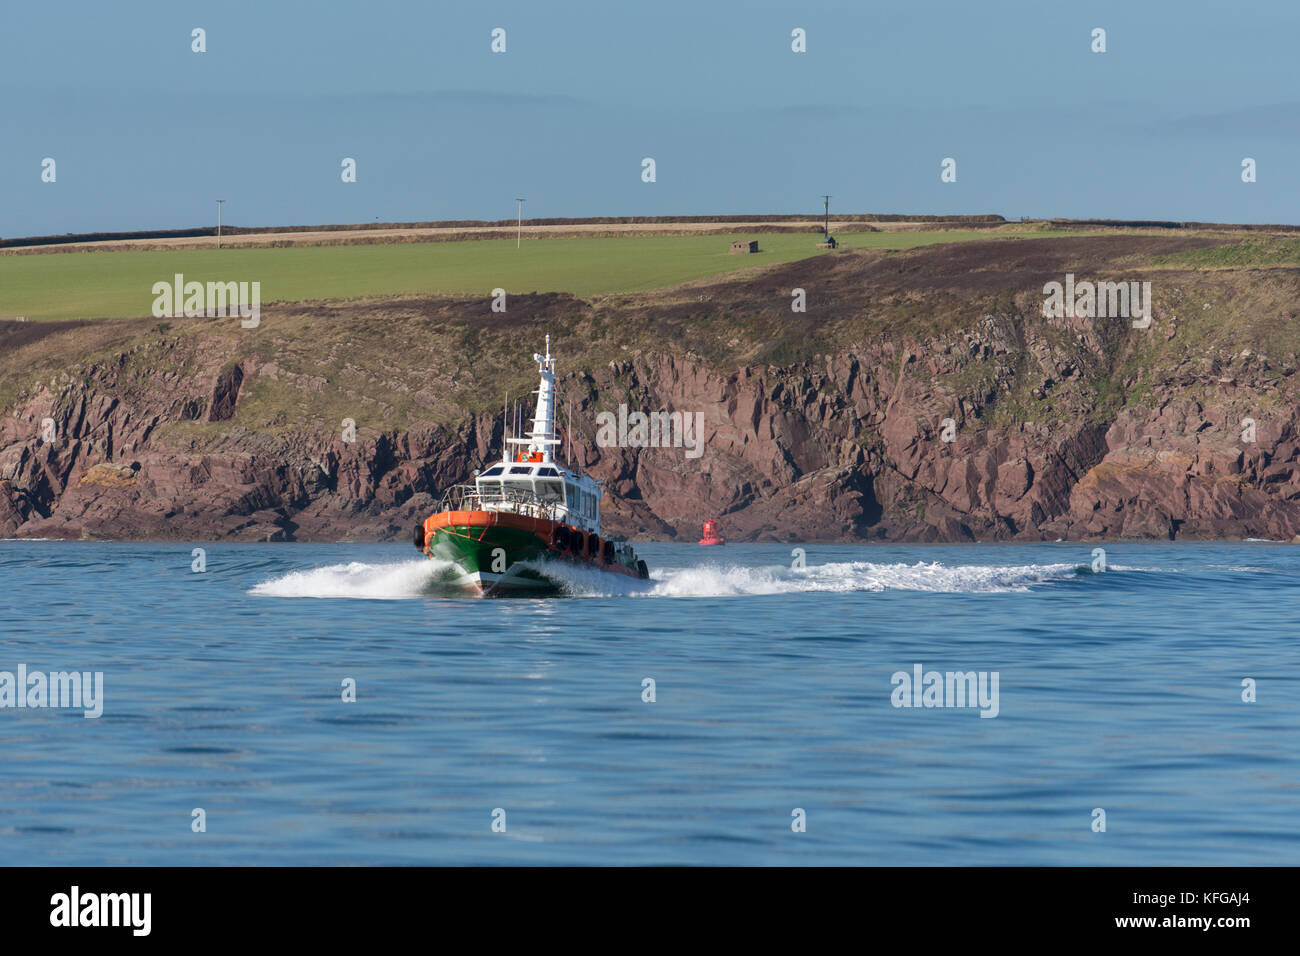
left=249, top=558, right=461, bottom=599
left=250, top=558, right=1085, bottom=600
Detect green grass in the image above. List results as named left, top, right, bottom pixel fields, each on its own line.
left=1152, top=237, right=1300, bottom=269
left=0, top=230, right=1029, bottom=321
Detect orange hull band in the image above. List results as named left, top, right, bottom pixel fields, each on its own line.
left=425, top=509, right=557, bottom=537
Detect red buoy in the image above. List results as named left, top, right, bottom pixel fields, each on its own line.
left=698, top=519, right=725, bottom=546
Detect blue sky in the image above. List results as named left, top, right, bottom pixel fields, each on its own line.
left=2, top=0, right=1298, bottom=236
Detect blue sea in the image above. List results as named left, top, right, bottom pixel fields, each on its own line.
left=0, top=540, right=1296, bottom=866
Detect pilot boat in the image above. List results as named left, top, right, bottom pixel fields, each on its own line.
left=413, top=336, right=649, bottom=595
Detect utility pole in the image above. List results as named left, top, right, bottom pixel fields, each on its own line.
left=216, top=199, right=225, bottom=249
left=515, top=198, right=526, bottom=248
left=821, top=195, right=831, bottom=238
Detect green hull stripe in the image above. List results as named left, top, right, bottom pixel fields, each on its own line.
left=428, top=525, right=546, bottom=574
left=427, top=525, right=639, bottom=579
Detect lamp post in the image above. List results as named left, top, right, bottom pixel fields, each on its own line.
left=821, top=194, right=831, bottom=239
left=216, top=199, right=226, bottom=249
left=516, top=197, right=526, bottom=248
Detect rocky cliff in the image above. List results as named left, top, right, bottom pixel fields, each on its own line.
left=4, top=234, right=1300, bottom=542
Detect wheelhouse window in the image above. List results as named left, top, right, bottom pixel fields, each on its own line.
left=476, top=478, right=504, bottom=501
left=563, top=482, right=595, bottom=518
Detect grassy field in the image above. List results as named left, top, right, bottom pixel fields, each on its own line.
left=1151, top=236, right=1300, bottom=269
left=0, top=230, right=1034, bottom=321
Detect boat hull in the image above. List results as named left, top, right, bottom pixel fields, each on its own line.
left=421, top=509, right=644, bottom=597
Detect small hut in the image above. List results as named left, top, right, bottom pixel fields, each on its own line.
left=729, top=240, right=759, bottom=254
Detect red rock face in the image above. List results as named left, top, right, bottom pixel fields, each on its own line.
left=3, top=238, right=1300, bottom=543
left=3, top=339, right=1297, bottom=544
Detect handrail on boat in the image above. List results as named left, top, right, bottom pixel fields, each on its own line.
left=436, top=483, right=564, bottom=523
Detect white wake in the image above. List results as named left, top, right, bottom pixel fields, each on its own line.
left=249, top=557, right=1084, bottom=599
left=249, top=558, right=464, bottom=599
left=538, top=559, right=1082, bottom=598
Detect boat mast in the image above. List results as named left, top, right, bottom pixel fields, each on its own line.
left=506, top=335, right=562, bottom=464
